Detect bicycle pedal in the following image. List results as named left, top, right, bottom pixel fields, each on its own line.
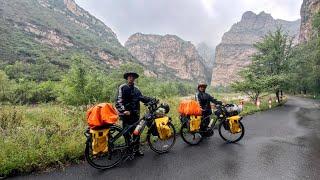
left=123, top=152, right=135, bottom=162
left=128, top=155, right=134, bottom=161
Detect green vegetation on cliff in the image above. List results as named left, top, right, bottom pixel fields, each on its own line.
left=0, top=0, right=136, bottom=81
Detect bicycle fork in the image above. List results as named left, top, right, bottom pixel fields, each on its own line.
left=122, top=135, right=140, bottom=162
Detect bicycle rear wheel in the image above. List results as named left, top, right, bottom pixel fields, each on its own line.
left=85, top=125, right=128, bottom=169
left=218, top=121, right=245, bottom=143
left=180, top=121, right=202, bottom=145
left=147, top=122, right=176, bottom=154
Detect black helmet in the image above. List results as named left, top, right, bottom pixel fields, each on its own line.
left=160, top=103, right=170, bottom=114
left=198, top=82, right=208, bottom=89
left=123, top=72, right=139, bottom=79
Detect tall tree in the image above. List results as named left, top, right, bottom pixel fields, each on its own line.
left=251, top=28, right=293, bottom=103
left=231, top=69, right=267, bottom=104
left=312, top=12, right=320, bottom=95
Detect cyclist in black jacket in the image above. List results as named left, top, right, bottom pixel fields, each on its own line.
left=195, top=82, right=222, bottom=134
left=115, top=72, right=152, bottom=156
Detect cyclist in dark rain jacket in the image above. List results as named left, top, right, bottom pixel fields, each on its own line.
left=195, top=82, right=222, bottom=134
left=115, top=72, right=152, bottom=156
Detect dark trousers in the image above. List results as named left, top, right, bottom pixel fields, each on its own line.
left=200, top=112, right=211, bottom=131
left=121, top=115, right=140, bottom=150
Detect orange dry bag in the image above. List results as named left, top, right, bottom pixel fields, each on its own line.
left=87, top=103, right=119, bottom=128
left=178, top=100, right=202, bottom=116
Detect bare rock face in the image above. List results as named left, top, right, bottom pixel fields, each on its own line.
left=196, top=43, right=215, bottom=82
left=125, top=33, right=208, bottom=82
left=299, top=0, right=320, bottom=43
left=0, top=0, right=135, bottom=69
left=211, top=11, right=300, bottom=87
left=196, top=43, right=215, bottom=68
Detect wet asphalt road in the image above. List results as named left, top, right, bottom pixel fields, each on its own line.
left=12, top=97, right=320, bottom=180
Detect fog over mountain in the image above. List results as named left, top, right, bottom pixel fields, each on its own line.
left=75, top=0, right=302, bottom=48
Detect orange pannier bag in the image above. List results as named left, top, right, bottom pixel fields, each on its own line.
left=178, top=100, right=202, bottom=116
left=87, top=103, right=119, bottom=128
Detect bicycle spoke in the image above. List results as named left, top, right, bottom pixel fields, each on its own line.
left=85, top=126, right=128, bottom=169
left=148, top=123, right=176, bottom=153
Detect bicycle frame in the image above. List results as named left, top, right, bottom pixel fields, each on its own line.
left=109, top=110, right=158, bottom=147
left=85, top=99, right=171, bottom=151
left=181, top=105, right=234, bottom=132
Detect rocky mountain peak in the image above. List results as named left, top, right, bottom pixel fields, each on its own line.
left=241, top=11, right=256, bottom=20
left=211, top=11, right=300, bottom=87
left=125, top=33, right=209, bottom=82
left=63, top=0, right=79, bottom=15
left=241, top=11, right=273, bottom=22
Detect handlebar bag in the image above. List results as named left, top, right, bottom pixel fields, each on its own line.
left=227, top=115, right=242, bottom=134
left=189, top=115, right=202, bottom=132
left=155, top=117, right=172, bottom=140
left=90, top=128, right=109, bottom=155
left=178, top=100, right=202, bottom=116
left=225, top=104, right=241, bottom=116
left=87, top=103, right=119, bottom=128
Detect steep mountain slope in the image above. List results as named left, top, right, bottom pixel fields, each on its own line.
left=197, top=43, right=215, bottom=67
left=299, top=0, right=320, bottom=43
left=0, top=0, right=136, bottom=81
left=197, top=42, right=215, bottom=81
left=125, top=33, right=209, bottom=82
left=211, top=11, right=300, bottom=87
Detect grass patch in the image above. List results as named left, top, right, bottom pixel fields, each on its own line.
left=0, top=94, right=287, bottom=177
left=0, top=105, right=86, bottom=177
left=293, top=94, right=320, bottom=100
left=240, top=96, right=287, bottom=116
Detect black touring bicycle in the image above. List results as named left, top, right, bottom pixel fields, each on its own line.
left=180, top=103, right=245, bottom=145
left=84, top=99, right=176, bottom=169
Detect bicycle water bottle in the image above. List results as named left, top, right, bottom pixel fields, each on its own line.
left=133, top=120, right=146, bottom=135
left=208, top=118, right=214, bottom=128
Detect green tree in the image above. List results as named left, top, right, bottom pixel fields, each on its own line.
left=59, top=55, right=89, bottom=105
left=312, top=12, right=320, bottom=95
left=231, top=69, right=267, bottom=103
left=289, top=11, right=320, bottom=96
left=251, top=28, right=293, bottom=103
left=288, top=42, right=316, bottom=94
left=0, top=70, right=14, bottom=103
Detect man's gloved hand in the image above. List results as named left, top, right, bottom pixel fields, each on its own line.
left=216, top=101, right=223, bottom=105
left=153, top=98, right=159, bottom=103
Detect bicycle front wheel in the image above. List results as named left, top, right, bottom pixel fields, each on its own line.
left=218, top=121, right=245, bottom=143
left=147, top=122, right=176, bottom=154
left=85, top=125, right=128, bottom=169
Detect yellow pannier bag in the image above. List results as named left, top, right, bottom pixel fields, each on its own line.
left=227, top=115, right=242, bottom=134
left=189, top=115, right=201, bottom=132
left=155, top=117, right=172, bottom=140
left=90, top=129, right=109, bottom=155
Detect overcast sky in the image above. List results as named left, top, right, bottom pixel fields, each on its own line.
left=75, top=0, right=303, bottom=48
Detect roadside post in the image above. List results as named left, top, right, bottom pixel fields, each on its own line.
left=268, top=97, right=272, bottom=109
left=239, top=99, right=244, bottom=111
left=256, top=98, right=261, bottom=109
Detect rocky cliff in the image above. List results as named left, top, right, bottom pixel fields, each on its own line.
left=196, top=43, right=215, bottom=81
left=299, top=0, right=320, bottom=43
left=211, top=11, right=300, bottom=87
left=125, top=33, right=209, bottom=82
left=0, top=0, right=136, bottom=80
